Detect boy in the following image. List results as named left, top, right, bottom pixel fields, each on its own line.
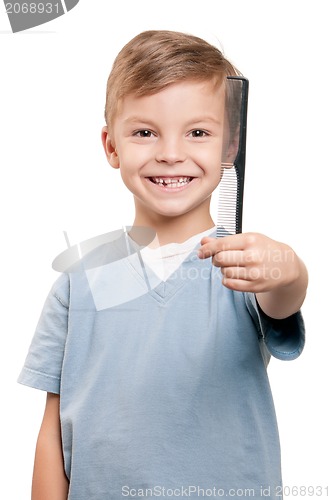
left=19, top=30, right=308, bottom=499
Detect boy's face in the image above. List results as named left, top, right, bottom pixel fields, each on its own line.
left=102, top=80, right=229, bottom=225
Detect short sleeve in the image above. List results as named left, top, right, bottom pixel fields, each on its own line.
left=245, top=292, right=305, bottom=361
left=17, top=273, right=69, bottom=394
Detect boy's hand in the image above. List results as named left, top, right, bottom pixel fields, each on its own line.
left=198, top=233, right=308, bottom=318
left=198, top=233, right=298, bottom=293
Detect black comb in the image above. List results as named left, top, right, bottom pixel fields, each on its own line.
left=216, top=76, right=249, bottom=237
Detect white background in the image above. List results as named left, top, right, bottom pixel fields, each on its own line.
left=0, top=1, right=331, bottom=498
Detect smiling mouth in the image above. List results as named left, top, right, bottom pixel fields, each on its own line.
left=148, top=176, right=194, bottom=188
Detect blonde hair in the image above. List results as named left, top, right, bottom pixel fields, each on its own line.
left=104, top=30, right=241, bottom=126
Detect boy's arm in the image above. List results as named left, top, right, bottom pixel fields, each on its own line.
left=198, top=233, right=308, bottom=319
left=32, top=392, right=69, bottom=500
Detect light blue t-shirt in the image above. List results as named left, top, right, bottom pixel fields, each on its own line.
left=18, top=232, right=305, bottom=499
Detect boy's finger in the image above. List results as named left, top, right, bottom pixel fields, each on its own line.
left=198, top=234, right=246, bottom=258
left=212, top=250, right=245, bottom=267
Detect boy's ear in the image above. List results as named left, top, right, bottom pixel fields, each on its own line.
left=222, top=126, right=240, bottom=167
left=101, top=126, right=120, bottom=169
left=224, top=138, right=238, bottom=165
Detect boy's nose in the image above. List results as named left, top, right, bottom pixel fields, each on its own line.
left=155, top=138, right=186, bottom=165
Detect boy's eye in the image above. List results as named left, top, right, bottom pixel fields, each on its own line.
left=135, top=130, right=153, bottom=138
left=190, top=130, right=207, bottom=138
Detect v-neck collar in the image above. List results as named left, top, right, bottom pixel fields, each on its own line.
left=119, top=229, right=216, bottom=303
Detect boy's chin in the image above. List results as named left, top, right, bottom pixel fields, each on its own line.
left=148, top=202, right=209, bottom=220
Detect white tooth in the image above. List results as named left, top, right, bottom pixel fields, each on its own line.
left=151, top=176, right=192, bottom=187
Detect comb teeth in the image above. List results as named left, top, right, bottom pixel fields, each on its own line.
left=216, top=167, right=239, bottom=238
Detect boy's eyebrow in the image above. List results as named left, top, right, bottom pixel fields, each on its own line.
left=123, top=116, right=156, bottom=125
left=184, top=115, right=223, bottom=126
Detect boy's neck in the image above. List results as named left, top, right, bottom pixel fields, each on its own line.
left=132, top=206, right=215, bottom=246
